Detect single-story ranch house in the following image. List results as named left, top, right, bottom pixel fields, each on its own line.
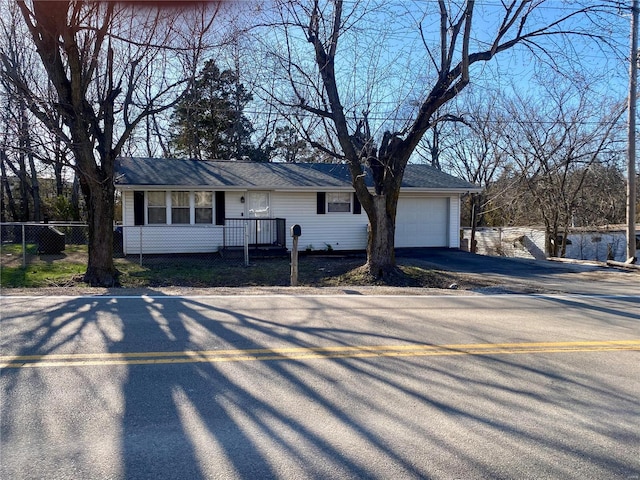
left=114, top=157, right=480, bottom=255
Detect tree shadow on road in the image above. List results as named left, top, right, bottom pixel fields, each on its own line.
left=1, top=292, right=639, bottom=479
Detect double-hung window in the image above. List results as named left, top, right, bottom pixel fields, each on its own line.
left=171, top=191, right=190, bottom=224
left=195, top=192, right=213, bottom=224
left=147, top=191, right=167, bottom=224
left=327, top=192, right=351, bottom=213
left=142, top=190, right=216, bottom=224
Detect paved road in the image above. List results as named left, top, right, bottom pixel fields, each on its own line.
left=1, top=294, right=639, bottom=479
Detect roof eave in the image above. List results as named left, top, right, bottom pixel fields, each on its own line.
left=116, top=183, right=483, bottom=193
left=116, top=184, right=482, bottom=193
left=399, top=187, right=483, bottom=194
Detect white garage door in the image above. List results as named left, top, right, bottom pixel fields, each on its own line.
left=395, top=197, right=449, bottom=247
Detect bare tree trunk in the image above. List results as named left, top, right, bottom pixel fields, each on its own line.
left=545, top=227, right=554, bottom=257
left=365, top=195, right=397, bottom=277
left=54, top=162, right=64, bottom=197
left=16, top=152, right=29, bottom=221
left=71, top=174, right=81, bottom=221
left=18, top=97, right=42, bottom=221
left=82, top=174, right=117, bottom=286
left=79, top=152, right=118, bottom=287
left=28, top=152, right=41, bottom=221
left=52, top=133, right=66, bottom=196
left=0, top=178, right=5, bottom=223
left=560, top=225, right=570, bottom=258
left=0, top=150, right=18, bottom=221
left=545, top=216, right=560, bottom=258
left=470, top=195, right=478, bottom=253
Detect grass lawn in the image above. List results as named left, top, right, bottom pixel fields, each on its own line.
left=1, top=245, right=485, bottom=290
left=1, top=244, right=89, bottom=288
left=1, top=262, right=88, bottom=288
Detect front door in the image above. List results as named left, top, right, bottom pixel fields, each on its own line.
left=246, top=191, right=271, bottom=245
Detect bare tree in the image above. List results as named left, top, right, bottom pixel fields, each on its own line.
left=501, top=82, right=625, bottom=257
left=1, top=2, right=75, bottom=219
left=1, top=0, right=220, bottom=285
left=569, top=161, right=627, bottom=227
left=0, top=100, right=43, bottom=221
left=0, top=2, right=43, bottom=222
left=0, top=149, right=17, bottom=221
left=435, top=91, right=512, bottom=251
left=263, top=0, right=616, bottom=278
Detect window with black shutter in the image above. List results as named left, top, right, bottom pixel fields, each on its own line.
left=133, top=191, right=144, bottom=225
left=353, top=193, right=361, bottom=214
left=215, top=191, right=226, bottom=225
left=317, top=192, right=326, bottom=214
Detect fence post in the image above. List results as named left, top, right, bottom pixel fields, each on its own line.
left=139, top=227, right=143, bottom=266
left=244, top=221, right=249, bottom=266
left=22, top=224, right=26, bottom=268
left=223, top=225, right=227, bottom=250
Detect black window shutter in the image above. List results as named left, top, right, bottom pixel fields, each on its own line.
left=133, top=191, right=144, bottom=225
left=317, top=192, right=326, bottom=214
left=353, top=193, right=361, bottom=214
left=215, top=191, right=226, bottom=225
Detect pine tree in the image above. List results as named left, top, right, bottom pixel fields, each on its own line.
left=171, top=60, right=255, bottom=160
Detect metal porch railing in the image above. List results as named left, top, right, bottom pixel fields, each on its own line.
left=223, top=218, right=286, bottom=249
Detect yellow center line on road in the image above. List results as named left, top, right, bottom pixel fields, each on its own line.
left=1, top=340, right=638, bottom=369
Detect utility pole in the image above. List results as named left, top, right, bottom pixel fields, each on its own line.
left=627, top=0, right=638, bottom=261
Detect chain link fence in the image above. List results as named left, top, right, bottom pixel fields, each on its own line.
left=0, top=222, right=277, bottom=271
left=117, top=224, right=251, bottom=268
left=2, top=223, right=90, bottom=268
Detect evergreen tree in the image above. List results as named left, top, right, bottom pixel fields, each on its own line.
left=271, top=126, right=313, bottom=163
left=171, top=60, right=256, bottom=160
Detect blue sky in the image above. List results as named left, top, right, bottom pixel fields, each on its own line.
left=239, top=0, right=633, bottom=148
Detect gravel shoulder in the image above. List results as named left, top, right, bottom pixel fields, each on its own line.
left=2, top=267, right=636, bottom=297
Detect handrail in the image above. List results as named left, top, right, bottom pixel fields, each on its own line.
left=223, top=218, right=286, bottom=248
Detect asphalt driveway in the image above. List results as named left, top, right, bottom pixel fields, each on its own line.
left=395, top=248, right=640, bottom=296
left=396, top=248, right=597, bottom=275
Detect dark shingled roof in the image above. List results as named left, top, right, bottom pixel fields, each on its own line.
left=115, top=157, right=479, bottom=191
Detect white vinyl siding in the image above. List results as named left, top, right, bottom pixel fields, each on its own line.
left=272, top=192, right=367, bottom=251
left=122, top=225, right=223, bottom=255
left=123, top=191, right=135, bottom=226
left=225, top=191, right=245, bottom=218
left=448, top=196, right=461, bottom=248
